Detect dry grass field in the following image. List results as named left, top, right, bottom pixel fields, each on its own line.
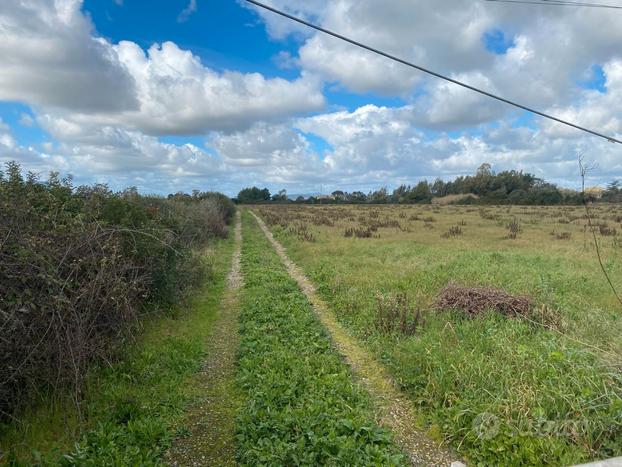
left=254, top=203, right=622, bottom=466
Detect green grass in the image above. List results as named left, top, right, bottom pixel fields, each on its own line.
left=256, top=204, right=622, bottom=466
left=0, top=235, right=235, bottom=466
left=235, top=211, right=405, bottom=465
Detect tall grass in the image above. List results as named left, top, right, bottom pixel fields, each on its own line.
left=258, top=204, right=622, bottom=465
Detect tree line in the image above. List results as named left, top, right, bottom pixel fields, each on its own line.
left=236, top=164, right=622, bottom=205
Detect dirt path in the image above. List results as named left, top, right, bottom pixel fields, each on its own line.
left=165, top=212, right=243, bottom=466
left=250, top=210, right=462, bottom=467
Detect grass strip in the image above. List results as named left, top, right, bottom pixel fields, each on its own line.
left=235, top=211, right=405, bottom=466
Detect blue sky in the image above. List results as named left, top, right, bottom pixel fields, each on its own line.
left=0, top=0, right=620, bottom=195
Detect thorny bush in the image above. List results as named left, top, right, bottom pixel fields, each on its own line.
left=0, top=162, right=235, bottom=417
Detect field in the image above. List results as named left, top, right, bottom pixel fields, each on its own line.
left=3, top=203, right=622, bottom=466
left=254, top=203, right=622, bottom=465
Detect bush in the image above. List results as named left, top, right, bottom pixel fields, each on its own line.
left=0, top=162, right=234, bottom=417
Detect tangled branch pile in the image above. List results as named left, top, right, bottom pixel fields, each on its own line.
left=435, top=283, right=532, bottom=317
left=0, top=162, right=235, bottom=418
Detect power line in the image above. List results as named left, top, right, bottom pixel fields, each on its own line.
left=245, top=0, right=622, bottom=145
left=486, top=0, right=622, bottom=10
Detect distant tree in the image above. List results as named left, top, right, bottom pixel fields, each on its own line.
left=272, top=189, right=288, bottom=202
left=348, top=191, right=367, bottom=203
left=370, top=187, right=389, bottom=204
left=409, top=180, right=432, bottom=203
left=431, top=178, right=447, bottom=197
left=237, top=186, right=271, bottom=203
left=476, top=163, right=493, bottom=177
left=603, top=180, right=622, bottom=202
left=332, top=190, right=345, bottom=202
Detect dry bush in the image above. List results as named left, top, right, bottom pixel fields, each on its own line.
left=599, top=224, right=618, bottom=236
left=375, top=292, right=423, bottom=335
left=441, top=225, right=463, bottom=239
left=479, top=209, right=499, bottom=221
left=506, top=218, right=521, bottom=239
left=0, top=226, right=144, bottom=414
left=551, top=231, right=572, bottom=240
left=435, top=283, right=532, bottom=318
left=288, top=223, right=315, bottom=242
left=344, top=226, right=375, bottom=238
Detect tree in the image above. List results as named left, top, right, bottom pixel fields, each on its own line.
left=272, top=189, right=288, bottom=202
left=237, top=186, right=271, bottom=203
left=476, top=163, right=493, bottom=177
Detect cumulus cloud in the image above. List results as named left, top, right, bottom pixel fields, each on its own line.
left=2, top=0, right=622, bottom=193
left=251, top=0, right=622, bottom=131
left=0, top=0, right=138, bottom=112
left=111, top=41, right=324, bottom=134
left=0, top=0, right=325, bottom=135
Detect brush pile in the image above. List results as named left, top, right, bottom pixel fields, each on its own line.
left=435, top=283, right=532, bottom=317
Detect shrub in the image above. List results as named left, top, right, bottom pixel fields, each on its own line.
left=441, top=225, right=463, bottom=238
left=506, top=218, right=521, bottom=239
left=375, top=293, right=423, bottom=335
left=0, top=162, right=234, bottom=417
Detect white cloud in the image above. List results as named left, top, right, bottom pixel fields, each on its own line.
left=110, top=41, right=324, bottom=134
left=0, top=0, right=137, bottom=112
left=177, top=0, right=197, bottom=23
left=251, top=0, right=622, bottom=132
left=18, top=113, right=35, bottom=127
left=0, top=0, right=325, bottom=135
left=2, top=0, right=622, bottom=193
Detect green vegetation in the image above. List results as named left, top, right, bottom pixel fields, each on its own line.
left=239, top=164, right=622, bottom=206
left=235, top=212, right=405, bottom=465
left=0, top=161, right=234, bottom=419
left=0, top=233, right=235, bottom=465
left=236, top=186, right=271, bottom=204
left=257, top=204, right=622, bottom=465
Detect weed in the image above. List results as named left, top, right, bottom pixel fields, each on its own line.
left=441, top=225, right=463, bottom=239
left=375, top=293, right=423, bottom=336
left=599, top=224, right=618, bottom=236
left=506, top=217, right=521, bottom=239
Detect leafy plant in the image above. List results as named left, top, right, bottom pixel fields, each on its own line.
left=236, top=215, right=404, bottom=465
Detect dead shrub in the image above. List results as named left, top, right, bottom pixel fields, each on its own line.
left=441, top=225, right=463, bottom=239
left=435, top=283, right=532, bottom=318
left=344, top=226, right=375, bottom=238
left=551, top=231, right=572, bottom=240
left=375, top=292, right=423, bottom=335
left=529, top=304, right=565, bottom=330
left=599, top=224, right=618, bottom=236
left=506, top=218, right=521, bottom=239
left=288, top=223, right=315, bottom=242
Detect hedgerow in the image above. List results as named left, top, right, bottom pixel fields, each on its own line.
left=0, top=162, right=235, bottom=418
left=235, top=213, right=405, bottom=465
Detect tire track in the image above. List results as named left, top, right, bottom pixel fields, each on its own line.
left=166, top=211, right=242, bottom=466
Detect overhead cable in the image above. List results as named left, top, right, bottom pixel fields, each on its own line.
left=245, top=0, right=622, bottom=144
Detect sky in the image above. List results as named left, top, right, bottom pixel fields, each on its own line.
left=0, top=0, right=621, bottom=196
